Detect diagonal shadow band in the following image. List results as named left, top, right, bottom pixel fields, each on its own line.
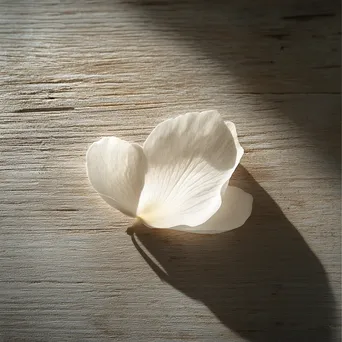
left=124, top=0, right=341, bottom=170
left=129, top=166, right=337, bottom=342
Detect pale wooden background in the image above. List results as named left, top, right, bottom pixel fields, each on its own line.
left=0, top=0, right=340, bottom=341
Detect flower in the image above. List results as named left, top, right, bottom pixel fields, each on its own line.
left=86, top=110, right=253, bottom=234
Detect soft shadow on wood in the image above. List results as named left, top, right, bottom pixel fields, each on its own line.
left=124, top=0, right=341, bottom=169
left=129, top=166, right=336, bottom=342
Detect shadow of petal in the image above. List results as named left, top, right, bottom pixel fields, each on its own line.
left=131, top=166, right=337, bottom=342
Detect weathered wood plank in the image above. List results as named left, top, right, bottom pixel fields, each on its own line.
left=0, top=0, right=340, bottom=341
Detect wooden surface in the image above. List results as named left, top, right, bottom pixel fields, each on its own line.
left=0, top=0, right=340, bottom=341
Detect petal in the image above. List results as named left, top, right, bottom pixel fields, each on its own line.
left=86, top=137, right=146, bottom=217
left=221, top=120, right=244, bottom=194
left=172, top=186, right=253, bottom=234
left=136, top=110, right=243, bottom=228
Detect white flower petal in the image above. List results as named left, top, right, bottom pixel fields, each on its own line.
left=221, top=120, right=244, bottom=194
left=136, top=110, right=242, bottom=228
left=173, top=186, right=253, bottom=234
left=86, top=137, right=146, bottom=217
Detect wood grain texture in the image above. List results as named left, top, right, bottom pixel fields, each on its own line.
left=0, top=0, right=340, bottom=341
